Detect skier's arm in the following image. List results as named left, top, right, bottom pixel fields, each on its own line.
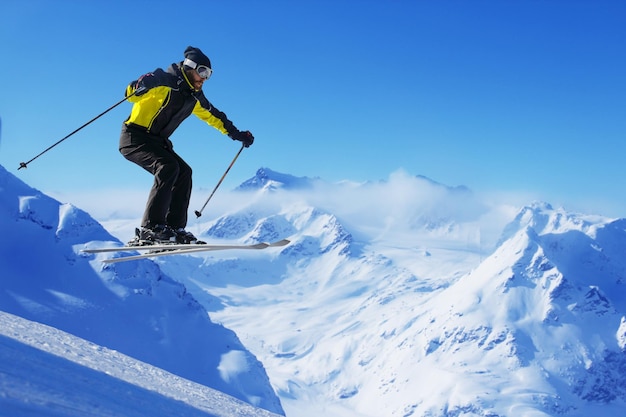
left=192, top=92, right=254, bottom=147
left=192, top=94, right=237, bottom=135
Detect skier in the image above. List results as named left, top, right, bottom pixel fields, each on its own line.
left=120, top=46, right=254, bottom=245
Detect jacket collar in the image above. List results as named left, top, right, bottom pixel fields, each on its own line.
left=166, top=63, right=196, bottom=92
left=178, top=63, right=198, bottom=92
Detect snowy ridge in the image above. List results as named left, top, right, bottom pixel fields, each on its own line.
left=393, top=202, right=626, bottom=415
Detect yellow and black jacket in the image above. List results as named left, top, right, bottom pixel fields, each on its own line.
left=122, top=63, right=236, bottom=141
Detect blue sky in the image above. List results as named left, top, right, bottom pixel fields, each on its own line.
left=1, top=0, right=625, bottom=217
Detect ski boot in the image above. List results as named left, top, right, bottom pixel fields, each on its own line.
left=174, top=228, right=206, bottom=244
left=128, top=224, right=177, bottom=246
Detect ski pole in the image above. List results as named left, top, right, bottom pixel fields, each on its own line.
left=194, top=143, right=245, bottom=218
left=18, top=90, right=140, bottom=170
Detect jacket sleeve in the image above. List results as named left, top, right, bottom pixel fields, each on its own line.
left=192, top=92, right=237, bottom=136
left=125, top=68, right=177, bottom=102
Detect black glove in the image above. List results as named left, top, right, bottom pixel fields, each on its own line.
left=230, top=130, right=254, bottom=148
left=134, top=73, right=159, bottom=96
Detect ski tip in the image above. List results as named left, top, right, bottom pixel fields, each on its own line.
left=101, top=258, right=120, bottom=265
left=250, top=238, right=291, bottom=249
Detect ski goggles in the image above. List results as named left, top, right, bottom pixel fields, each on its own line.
left=183, top=58, right=212, bottom=80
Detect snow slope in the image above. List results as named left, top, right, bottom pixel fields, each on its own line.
left=0, top=310, right=281, bottom=417
left=0, top=164, right=284, bottom=415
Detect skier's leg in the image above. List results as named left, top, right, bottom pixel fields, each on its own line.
left=166, top=153, right=192, bottom=229
left=120, top=142, right=181, bottom=228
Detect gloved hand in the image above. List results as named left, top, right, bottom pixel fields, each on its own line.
left=134, top=73, right=159, bottom=96
left=230, top=130, right=254, bottom=148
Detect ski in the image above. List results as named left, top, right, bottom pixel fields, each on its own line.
left=82, top=239, right=289, bottom=253
left=82, top=239, right=290, bottom=264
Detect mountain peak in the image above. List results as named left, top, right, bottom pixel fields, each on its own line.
left=236, top=168, right=317, bottom=191
left=498, top=201, right=611, bottom=246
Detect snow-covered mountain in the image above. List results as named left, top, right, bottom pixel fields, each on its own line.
left=165, top=169, right=626, bottom=417
left=0, top=164, right=284, bottom=416
left=2, top=164, right=626, bottom=417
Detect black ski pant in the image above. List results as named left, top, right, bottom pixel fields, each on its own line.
left=119, top=125, right=192, bottom=230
